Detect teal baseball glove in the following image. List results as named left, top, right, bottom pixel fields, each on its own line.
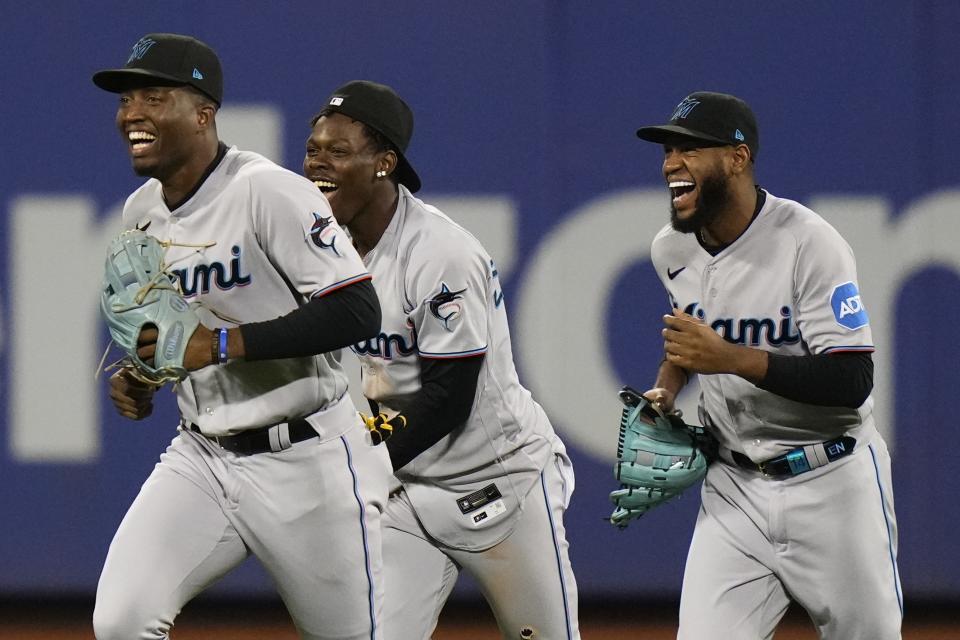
left=100, top=229, right=200, bottom=386
left=609, top=386, right=708, bottom=528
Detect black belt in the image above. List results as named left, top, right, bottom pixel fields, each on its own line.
left=187, top=418, right=317, bottom=455
left=732, top=436, right=856, bottom=478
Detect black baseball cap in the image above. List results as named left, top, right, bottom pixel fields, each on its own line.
left=636, top=91, right=759, bottom=160
left=322, top=80, right=421, bottom=193
left=93, top=33, right=223, bottom=106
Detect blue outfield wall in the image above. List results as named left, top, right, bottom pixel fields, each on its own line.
left=1, top=2, right=959, bottom=601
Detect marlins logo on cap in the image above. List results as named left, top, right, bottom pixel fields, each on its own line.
left=127, top=36, right=158, bottom=62
left=670, top=97, right=701, bottom=120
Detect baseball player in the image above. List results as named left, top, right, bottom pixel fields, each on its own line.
left=91, top=34, right=391, bottom=639
left=634, top=92, right=902, bottom=639
left=303, top=80, right=580, bottom=639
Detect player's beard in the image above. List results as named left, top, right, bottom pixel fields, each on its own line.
left=670, top=167, right=731, bottom=235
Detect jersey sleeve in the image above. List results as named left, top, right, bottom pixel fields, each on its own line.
left=250, top=169, right=369, bottom=298
left=406, top=234, right=489, bottom=359
left=793, top=220, right=874, bottom=354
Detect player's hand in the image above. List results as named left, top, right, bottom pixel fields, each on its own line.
left=662, top=308, right=735, bottom=375
left=642, top=387, right=677, bottom=413
left=663, top=309, right=769, bottom=381
left=138, top=324, right=214, bottom=371
left=135, top=326, right=158, bottom=367
left=108, top=367, right=157, bottom=420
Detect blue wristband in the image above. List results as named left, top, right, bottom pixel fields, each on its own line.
left=217, top=328, right=229, bottom=364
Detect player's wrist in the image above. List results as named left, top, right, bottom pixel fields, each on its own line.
left=211, top=327, right=229, bottom=365
left=732, top=345, right=768, bottom=383
left=657, top=357, right=689, bottom=390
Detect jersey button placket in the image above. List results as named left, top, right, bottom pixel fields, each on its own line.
left=701, top=263, right=717, bottom=306
left=708, top=263, right=720, bottom=299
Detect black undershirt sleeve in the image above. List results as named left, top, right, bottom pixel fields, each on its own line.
left=384, top=354, right=484, bottom=471
left=756, top=351, right=873, bottom=408
left=239, top=278, right=381, bottom=361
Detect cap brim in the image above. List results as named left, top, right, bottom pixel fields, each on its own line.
left=636, top=124, right=731, bottom=147
left=92, top=68, right=186, bottom=93
left=394, top=153, right=421, bottom=193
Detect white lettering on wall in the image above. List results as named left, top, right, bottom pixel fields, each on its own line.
left=10, top=196, right=120, bottom=461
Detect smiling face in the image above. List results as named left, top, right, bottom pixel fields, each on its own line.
left=302, top=112, right=397, bottom=230
left=662, top=140, right=736, bottom=234
left=114, top=85, right=212, bottom=181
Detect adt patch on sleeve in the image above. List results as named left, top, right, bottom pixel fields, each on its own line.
left=830, top=281, right=869, bottom=330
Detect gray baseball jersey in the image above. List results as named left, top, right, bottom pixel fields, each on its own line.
left=352, top=186, right=580, bottom=638
left=651, top=190, right=902, bottom=639
left=129, top=147, right=367, bottom=436
left=94, top=147, right=392, bottom=640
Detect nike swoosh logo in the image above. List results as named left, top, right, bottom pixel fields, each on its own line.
left=667, top=266, right=686, bottom=280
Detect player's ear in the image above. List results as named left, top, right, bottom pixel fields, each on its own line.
left=196, top=102, right=216, bottom=130
left=378, top=149, right=398, bottom=177
left=730, top=144, right=752, bottom=174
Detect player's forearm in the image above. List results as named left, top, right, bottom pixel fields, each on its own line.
left=654, top=358, right=690, bottom=396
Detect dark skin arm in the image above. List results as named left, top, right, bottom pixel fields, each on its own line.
left=643, top=358, right=689, bottom=413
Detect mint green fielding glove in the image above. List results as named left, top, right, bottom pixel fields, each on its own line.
left=100, top=229, right=200, bottom=386
left=609, top=386, right=708, bottom=528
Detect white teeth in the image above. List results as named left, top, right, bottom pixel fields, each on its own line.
left=313, top=180, right=337, bottom=189
left=669, top=180, right=695, bottom=188
left=128, top=131, right=156, bottom=142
